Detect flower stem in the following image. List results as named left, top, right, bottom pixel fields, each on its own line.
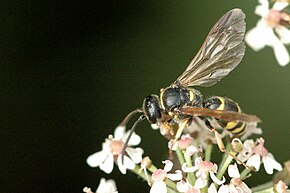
left=164, top=178, right=178, bottom=192
left=184, top=153, right=196, bottom=184
left=240, top=168, right=252, bottom=180
left=251, top=181, right=274, bottom=192
left=132, top=165, right=150, bottom=182
left=205, top=143, right=213, bottom=161
left=176, top=147, right=186, bottom=166
left=217, top=153, right=233, bottom=180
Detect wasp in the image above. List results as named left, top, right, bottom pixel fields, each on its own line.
left=119, top=9, right=261, bottom=165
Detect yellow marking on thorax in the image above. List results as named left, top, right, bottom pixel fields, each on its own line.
left=216, top=96, right=225, bottom=111
left=160, top=90, right=165, bottom=109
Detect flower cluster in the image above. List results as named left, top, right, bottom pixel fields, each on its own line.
left=246, top=0, right=290, bottom=66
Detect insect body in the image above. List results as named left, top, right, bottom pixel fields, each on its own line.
left=203, top=96, right=246, bottom=137
left=120, top=9, right=261, bottom=160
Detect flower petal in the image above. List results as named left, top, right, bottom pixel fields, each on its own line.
left=117, top=155, right=135, bottom=174
left=276, top=26, right=290, bottom=44
left=114, top=126, right=126, bottom=140
left=176, top=180, right=191, bottom=192
left=163, top=160, right=173, bottom=172
left=247, top=154, right=261, bottom=171
left=208, top=183, right=217, bottom=193
left=126, top=131, right=141, bottom=146
left=96, top=178, right=117, bottom=193
left=273, top=1, right=289, bottom=11
left=126, top=147, right=143, bottom=163
left=228, top=164, right=240, bottom=178
left=272, top=37, right=290, bottom=66
left=262, top=153, right=282, bottom=174
left=195, top=177, right=207, bottom=189
left=86, top=150, right=108, bottom=167
left=245, top=20, right=268, bottom=51
left=166, top=170, right=183, bottom=181
left=150, top=181, right=167, bottom=193
left=100, top=153, right=114, bottom=174
left=182, top=163, right=198, bottom=173
left=255, top=0, right=269, bottom=17
left=210, top=171, right=225, bottom=185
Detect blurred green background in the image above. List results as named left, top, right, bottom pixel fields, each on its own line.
left=1, top=0, right=289, bottom=192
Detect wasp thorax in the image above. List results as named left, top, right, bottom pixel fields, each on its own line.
left=143, top=95, right=162, bottom=124
left=160, top=86, right=203, bottom=112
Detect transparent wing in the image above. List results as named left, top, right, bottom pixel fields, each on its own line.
left=180, top=106, right=261, bottom=123
left=175, top=9, right=246, bottom=87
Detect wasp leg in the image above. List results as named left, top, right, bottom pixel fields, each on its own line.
left=168, top=119, right=190, bottom=159
left=211, top=128, right=256, bottom=172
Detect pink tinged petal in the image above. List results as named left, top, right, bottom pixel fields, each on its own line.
left=182, top=163, right=198, bottom=173
left=126, top=147, right=143, bottom=163
left=167, top=170, right=183, bottom=181
left=186, top=145, right=198, bottom=157
left=210, top=171, right=226, bottom=185
left=228, top=164, right=240, bottom=178
left=117, top=155, right=135, bottom=174
left=208, top=183, right=218, bottom=193
left=114, top=126, right=126, bottom=140
left=86, top=150, right=108, bottom=167
left=150, top=181, right=167, bottom=193
left=247, top=154, right=261, bottom=171
left=195, top=177, right=207, bottom=189
left=195, top=157, right=203, bottom=165
left=163, top=160, right=173, bottom=172
left=262, top=153, right=282, bottom=174
left=126, top=131, right=141, bottom=146
left=273, top=2, right=289, bottom=11
left=152, top=169, right=167, bottom=181
left=276, top=26, right=290, bottom=44
left=177, top=180, right=191, bottom=192
left=100, top=153, right=114, bottom=174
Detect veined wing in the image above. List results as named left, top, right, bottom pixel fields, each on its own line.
left=175, top=9, right=246, bottom=87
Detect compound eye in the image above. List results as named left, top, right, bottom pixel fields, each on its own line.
left=143, top=95, right=162, bottom=124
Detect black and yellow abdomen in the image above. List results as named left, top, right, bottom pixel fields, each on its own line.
left=203, top=96, right=246, bottom=136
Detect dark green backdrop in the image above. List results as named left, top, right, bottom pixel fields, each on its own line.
left=1, top=1, right=289, bottom=193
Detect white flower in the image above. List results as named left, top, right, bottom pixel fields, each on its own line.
left=86, top=126, right=143, bottom=174
left=83, top=178, right=118, bottom=193
left=228, top=164, right=251, bottom=193
left=150, top=160, right=182, bottom=193
left=245, top=0, right=290, bottom=66
left=182, top=157, right=225, bottom=189
left=169, top=134, right=198, bottom=157
left=275, top=180, right=290, bottom=193
left=176, top=179, right=201, bottom=193
left=238, top=138, right=282, bottom=174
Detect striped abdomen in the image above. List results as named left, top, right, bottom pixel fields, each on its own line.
left=203, top=96, right=246, bottom=136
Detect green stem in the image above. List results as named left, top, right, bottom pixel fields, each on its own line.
left=164, top=178, right=178, bottom=192
left=205, top=143, right=213, bottom=161
left=132, top=165, right=150, bottom=182
left=251, top=181, right=274, bottom=192
left=240, top=168, right=252, bottom=180
left=176, top=147, right=186, bottom=166
left=184, top=153, right=196, bottom=185
left=216, top=153, right=233, bottom=181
